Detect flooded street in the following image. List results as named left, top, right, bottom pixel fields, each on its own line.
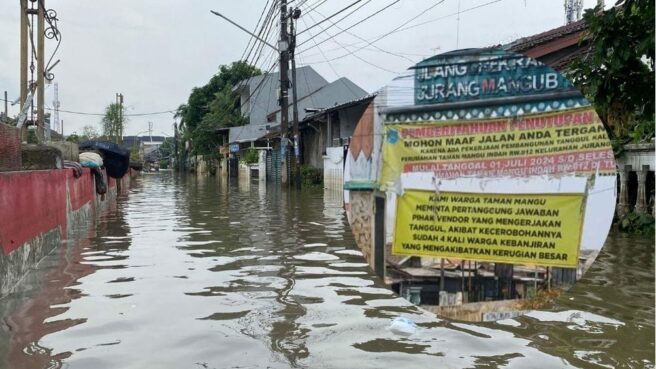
left=1, top=173, right=653, bottom=369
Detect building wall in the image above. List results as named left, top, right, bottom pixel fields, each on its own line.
left=337, top=104, right=367, bottom=142
left=616, top=143, right=655, bottom=171
left=347, top=190, right=374, bottom=268
left=302, top=123, right=326, bottom=169
left=323, top=147, right=344, bottom=191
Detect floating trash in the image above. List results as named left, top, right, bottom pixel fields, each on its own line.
left=387, top=317, right=418, bottom=336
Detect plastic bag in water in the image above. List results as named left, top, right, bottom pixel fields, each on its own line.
left=388, top=317, right=418, bottom=336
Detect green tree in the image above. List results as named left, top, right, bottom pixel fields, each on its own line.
left=158, top=137, right=175, bottom=169
left=159, top=137, right=174, bottom=159
left=101, top=103, right=127, bottom=143
left=181, top=61, right=260, bottom=156
left=66, top=133, right=80, bottom=143
left=569, top=0, right=654, bottom=142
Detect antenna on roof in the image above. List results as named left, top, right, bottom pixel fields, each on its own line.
left=564, top=0, right=583, bottom=24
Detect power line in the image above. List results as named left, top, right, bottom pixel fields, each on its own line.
left=299, top=6, right=400, bottom=74
left=0, top=97, right=178, bottom=117
left=245, top=3, right=279, bottom=68
left=295, top=20, right=363, bottom=98
left=301, top=0, right=447, bottom=64
left=298, top=0, right=410, bottom=63
left=240, top=0, right=273, bottom=62
left=297, top=0, right=363, bottom=36
left=394, top=0, right=504, bottom=34
left=297, top=0, right=398, bottom=51
left=303, top=0, right=328, bottom=14
left=302, top=0, right=503, bottom=57
left=298, top=0, right=372, bottom=43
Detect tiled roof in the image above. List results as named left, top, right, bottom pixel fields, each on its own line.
left=508, top=19, right=588, bottom=53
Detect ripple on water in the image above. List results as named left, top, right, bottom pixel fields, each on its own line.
left=0, top=174, right=651, bottom=369
left=293, top=252, right=340, bottom=261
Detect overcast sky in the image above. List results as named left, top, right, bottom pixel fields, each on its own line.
left=0, top=0, right=604, bottom=136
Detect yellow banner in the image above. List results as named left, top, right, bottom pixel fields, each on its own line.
left=393, top=191, right=584, bottom=267
left=381, top=107, right=614, bottom=184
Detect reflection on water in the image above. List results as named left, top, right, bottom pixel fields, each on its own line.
left=0, top=174, right=653, bottom=369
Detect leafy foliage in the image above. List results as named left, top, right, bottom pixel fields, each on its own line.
left=300, top=165, right=323, bottom=186
left=241, top=147, right=259, bottom=164
left=66, top=133, right=80, bottom=143
left=129, top=146, right=140, bottom=161
left=569, top=0, right=654, bottom=142
left=180, top=61, right=261, bottom=157
left=619, top=210, right=655, bottom=235
left=157, top=137, right=175, bottom=168
left=159, top=137, right=174, bottom=160
left=101, top=103, right=126, bottom=143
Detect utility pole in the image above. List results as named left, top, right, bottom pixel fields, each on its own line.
left=53, top=82, right=60, bottom=134
left=3, top=91, right=7, bottom=122
left=148, top=121, right=153, bottom=142
left=36, top=0, right=45, bottom=142
left=119, top=93, right=124, bottom=142
left=289, top=7, right=302, bottom=188
left=173, top=121, right=178, bottom=170
left=115, top=93, right=124, bottom=143
left=209, top=5, right=293, bottom=183
left=279, top=0, right=290, bottom=185
left=19, top=0, right=28, bottom=140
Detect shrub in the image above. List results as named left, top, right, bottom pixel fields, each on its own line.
left=300, top=165, right=323, bottom=186
left=242, top=148, right=258, bottom=164
left=619, top=211, right=655, bottom=235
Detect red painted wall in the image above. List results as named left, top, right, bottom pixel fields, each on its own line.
left=68, top=169, right=95, bottom=211
left=0, top=169, right=98, bottom=255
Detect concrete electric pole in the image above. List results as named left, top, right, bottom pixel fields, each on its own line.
left=53, top=82, right=60, bottom=134
left=18, top=0, right=46, bottom=142
left=115, top=93, right=124, bottom=143
left=19, top=0, right=28, bottom=140
left=289, top=7, right=301, bottom=188
left=36, top=0, right=45, bottom=142
left=279, top=0, right=290, bottom=185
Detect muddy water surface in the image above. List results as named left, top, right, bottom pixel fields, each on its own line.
left=0, top=173, right=653, bottom=368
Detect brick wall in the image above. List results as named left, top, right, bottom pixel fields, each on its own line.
left=0, top=123, right=21, bottom=171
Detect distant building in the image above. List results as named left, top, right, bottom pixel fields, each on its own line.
left=122, top=135, right=166, bottom=151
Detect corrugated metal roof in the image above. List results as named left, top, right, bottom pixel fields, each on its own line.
left=300, top=93, right=376, bottom=123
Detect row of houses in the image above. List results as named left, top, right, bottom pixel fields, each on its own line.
left=182, top=18, right=597, bottom=183
left=176, top=64, right=375, bottom=183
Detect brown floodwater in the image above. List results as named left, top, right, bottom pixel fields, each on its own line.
left=0, top=173, right=653, bottom=369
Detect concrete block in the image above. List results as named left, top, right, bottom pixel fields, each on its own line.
left=48, top=141, right=79, bottom=162
left=21, top=144, right=63, bottom=170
